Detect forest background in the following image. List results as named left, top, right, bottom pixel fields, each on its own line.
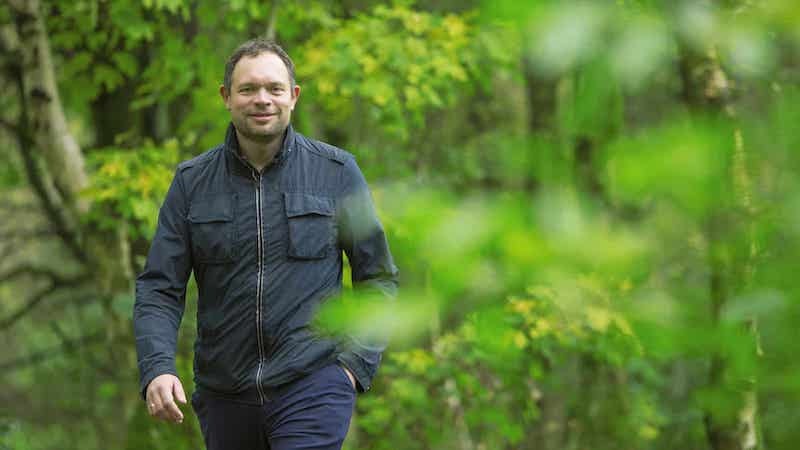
left=1, top=0, right=799, bottom=449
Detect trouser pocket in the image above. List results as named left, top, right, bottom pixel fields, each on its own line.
left=334, top=364, right=356, bottom=393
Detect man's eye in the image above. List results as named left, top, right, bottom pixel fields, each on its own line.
left=272, top=87, right=284, bottom=93
left=240, top=86, right=254, bottom=93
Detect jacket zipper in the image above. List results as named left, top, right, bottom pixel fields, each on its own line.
left=252, top=169, right=266, bottom=404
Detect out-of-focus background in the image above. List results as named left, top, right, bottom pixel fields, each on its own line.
left=1, top=0, right=799, bottom=449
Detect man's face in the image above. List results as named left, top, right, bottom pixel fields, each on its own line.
left=221, top=52, right=300, bottom=143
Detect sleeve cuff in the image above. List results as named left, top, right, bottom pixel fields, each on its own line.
left=139, top=363, right=177, bottom=400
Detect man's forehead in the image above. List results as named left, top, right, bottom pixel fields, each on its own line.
left=232, top=52, right=291, bottom=84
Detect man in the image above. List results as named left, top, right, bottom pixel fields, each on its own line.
left=133, top=38, right=398, bottom=450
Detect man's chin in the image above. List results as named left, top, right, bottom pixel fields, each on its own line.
left=240, top=127, right=283, bottom=142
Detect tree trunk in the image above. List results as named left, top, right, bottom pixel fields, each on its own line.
left=266, top=0, right=280, bottom=41
left=10, top=0, right=88, bottom=208
left=522, top=54, right=557, bottom=133
left=678, top=38, right=761, bottom=450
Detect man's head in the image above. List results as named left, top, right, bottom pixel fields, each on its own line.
left=220, top=39, right=300, bottom=144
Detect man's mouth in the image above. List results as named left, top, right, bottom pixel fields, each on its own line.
left=249, top=113, right=277, bottom=124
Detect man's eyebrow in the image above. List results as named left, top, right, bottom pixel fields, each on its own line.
left=237, top=81, right=287, bottom=88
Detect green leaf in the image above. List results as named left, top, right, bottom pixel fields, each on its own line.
left=111, top=52, right=138, bottom=77
left=93, top=64, right=124, bottom=91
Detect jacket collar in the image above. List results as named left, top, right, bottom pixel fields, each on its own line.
left=225, top=122, right=296, bottom=177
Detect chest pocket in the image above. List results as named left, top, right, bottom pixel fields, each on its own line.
left=284, top=192, right=335, bottom=260
left=188, top=193, right=235, bottom=264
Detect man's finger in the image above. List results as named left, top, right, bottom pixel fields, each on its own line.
left=153, top=404, right=172, bottom=422
left=147, top=393, right=162, bottom=418
left=173, top=378, right=187, bottom=404
left=155, top=408, right=171, bottom=421
left=158, top=385, right=184, bottom=423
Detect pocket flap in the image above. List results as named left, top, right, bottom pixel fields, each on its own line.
left=188, top=194, right=233, bottom=223
left=284, top=192, right=334, bottom=218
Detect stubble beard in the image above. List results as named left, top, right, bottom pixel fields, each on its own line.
left=233, top=114, right=286, bottom=144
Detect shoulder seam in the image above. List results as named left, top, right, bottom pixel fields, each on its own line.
left=178, top=145, right=222, bottom=171
left=295, top=135, right=351, bottom=165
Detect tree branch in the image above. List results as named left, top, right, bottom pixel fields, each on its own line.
left=0, top=263, right=67, bottom=284
left=0, top=227, right=55, bottom=241
left=0, top=329, right=105, bottom=372
left=0, top=244, right=16, bottom=264
left=0, top=196, right=42, bottom=215
left=0, top=274, right=89, bottom=329
left=0, top=283, right=56, bottom=329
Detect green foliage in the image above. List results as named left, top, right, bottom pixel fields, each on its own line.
left=557, top=57, right=624, bottom=141
left=350, top=279, right=658, bottom=450
left=297, top=3, right=516, bottom=141
left=82, top=141, right=179, bottom=238
left=604, top=115, right=736, bottom=218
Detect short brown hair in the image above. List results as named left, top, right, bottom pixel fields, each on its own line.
left=223, top=38, right=296, bottom=93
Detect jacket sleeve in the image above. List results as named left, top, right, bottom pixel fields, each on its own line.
left=133, top=168, right=193, bottom=399
left=335, top=156, right=399, bottom=392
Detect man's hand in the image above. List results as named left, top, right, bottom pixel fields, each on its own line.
left=146, top=374, right=187, bottom=424
left=341, top=365, right=357, bottom=391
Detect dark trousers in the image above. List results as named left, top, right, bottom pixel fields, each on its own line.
left=192, top=364, right=356, bottom=450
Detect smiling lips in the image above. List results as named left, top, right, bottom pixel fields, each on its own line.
left=250, top=112, right=276, bottom=121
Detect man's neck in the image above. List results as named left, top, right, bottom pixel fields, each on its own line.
left=236, top=129, right=285, bottom=172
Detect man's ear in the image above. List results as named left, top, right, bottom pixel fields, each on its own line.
left=219, top=85, right=230, bottom=110
left=291, top=84, right=301, bottom=111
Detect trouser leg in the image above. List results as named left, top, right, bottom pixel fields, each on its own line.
left=266, top=364, right=357, bottom=450
left=192, top=391, right=268, bottom=450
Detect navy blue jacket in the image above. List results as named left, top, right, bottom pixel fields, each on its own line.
left=134, top=123, right=398, bottom=404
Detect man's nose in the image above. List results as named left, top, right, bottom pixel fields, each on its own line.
left=254, top=88, right=271, bottom=104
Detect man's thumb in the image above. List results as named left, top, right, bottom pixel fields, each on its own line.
left=173, top=378, right=187, bottom=404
